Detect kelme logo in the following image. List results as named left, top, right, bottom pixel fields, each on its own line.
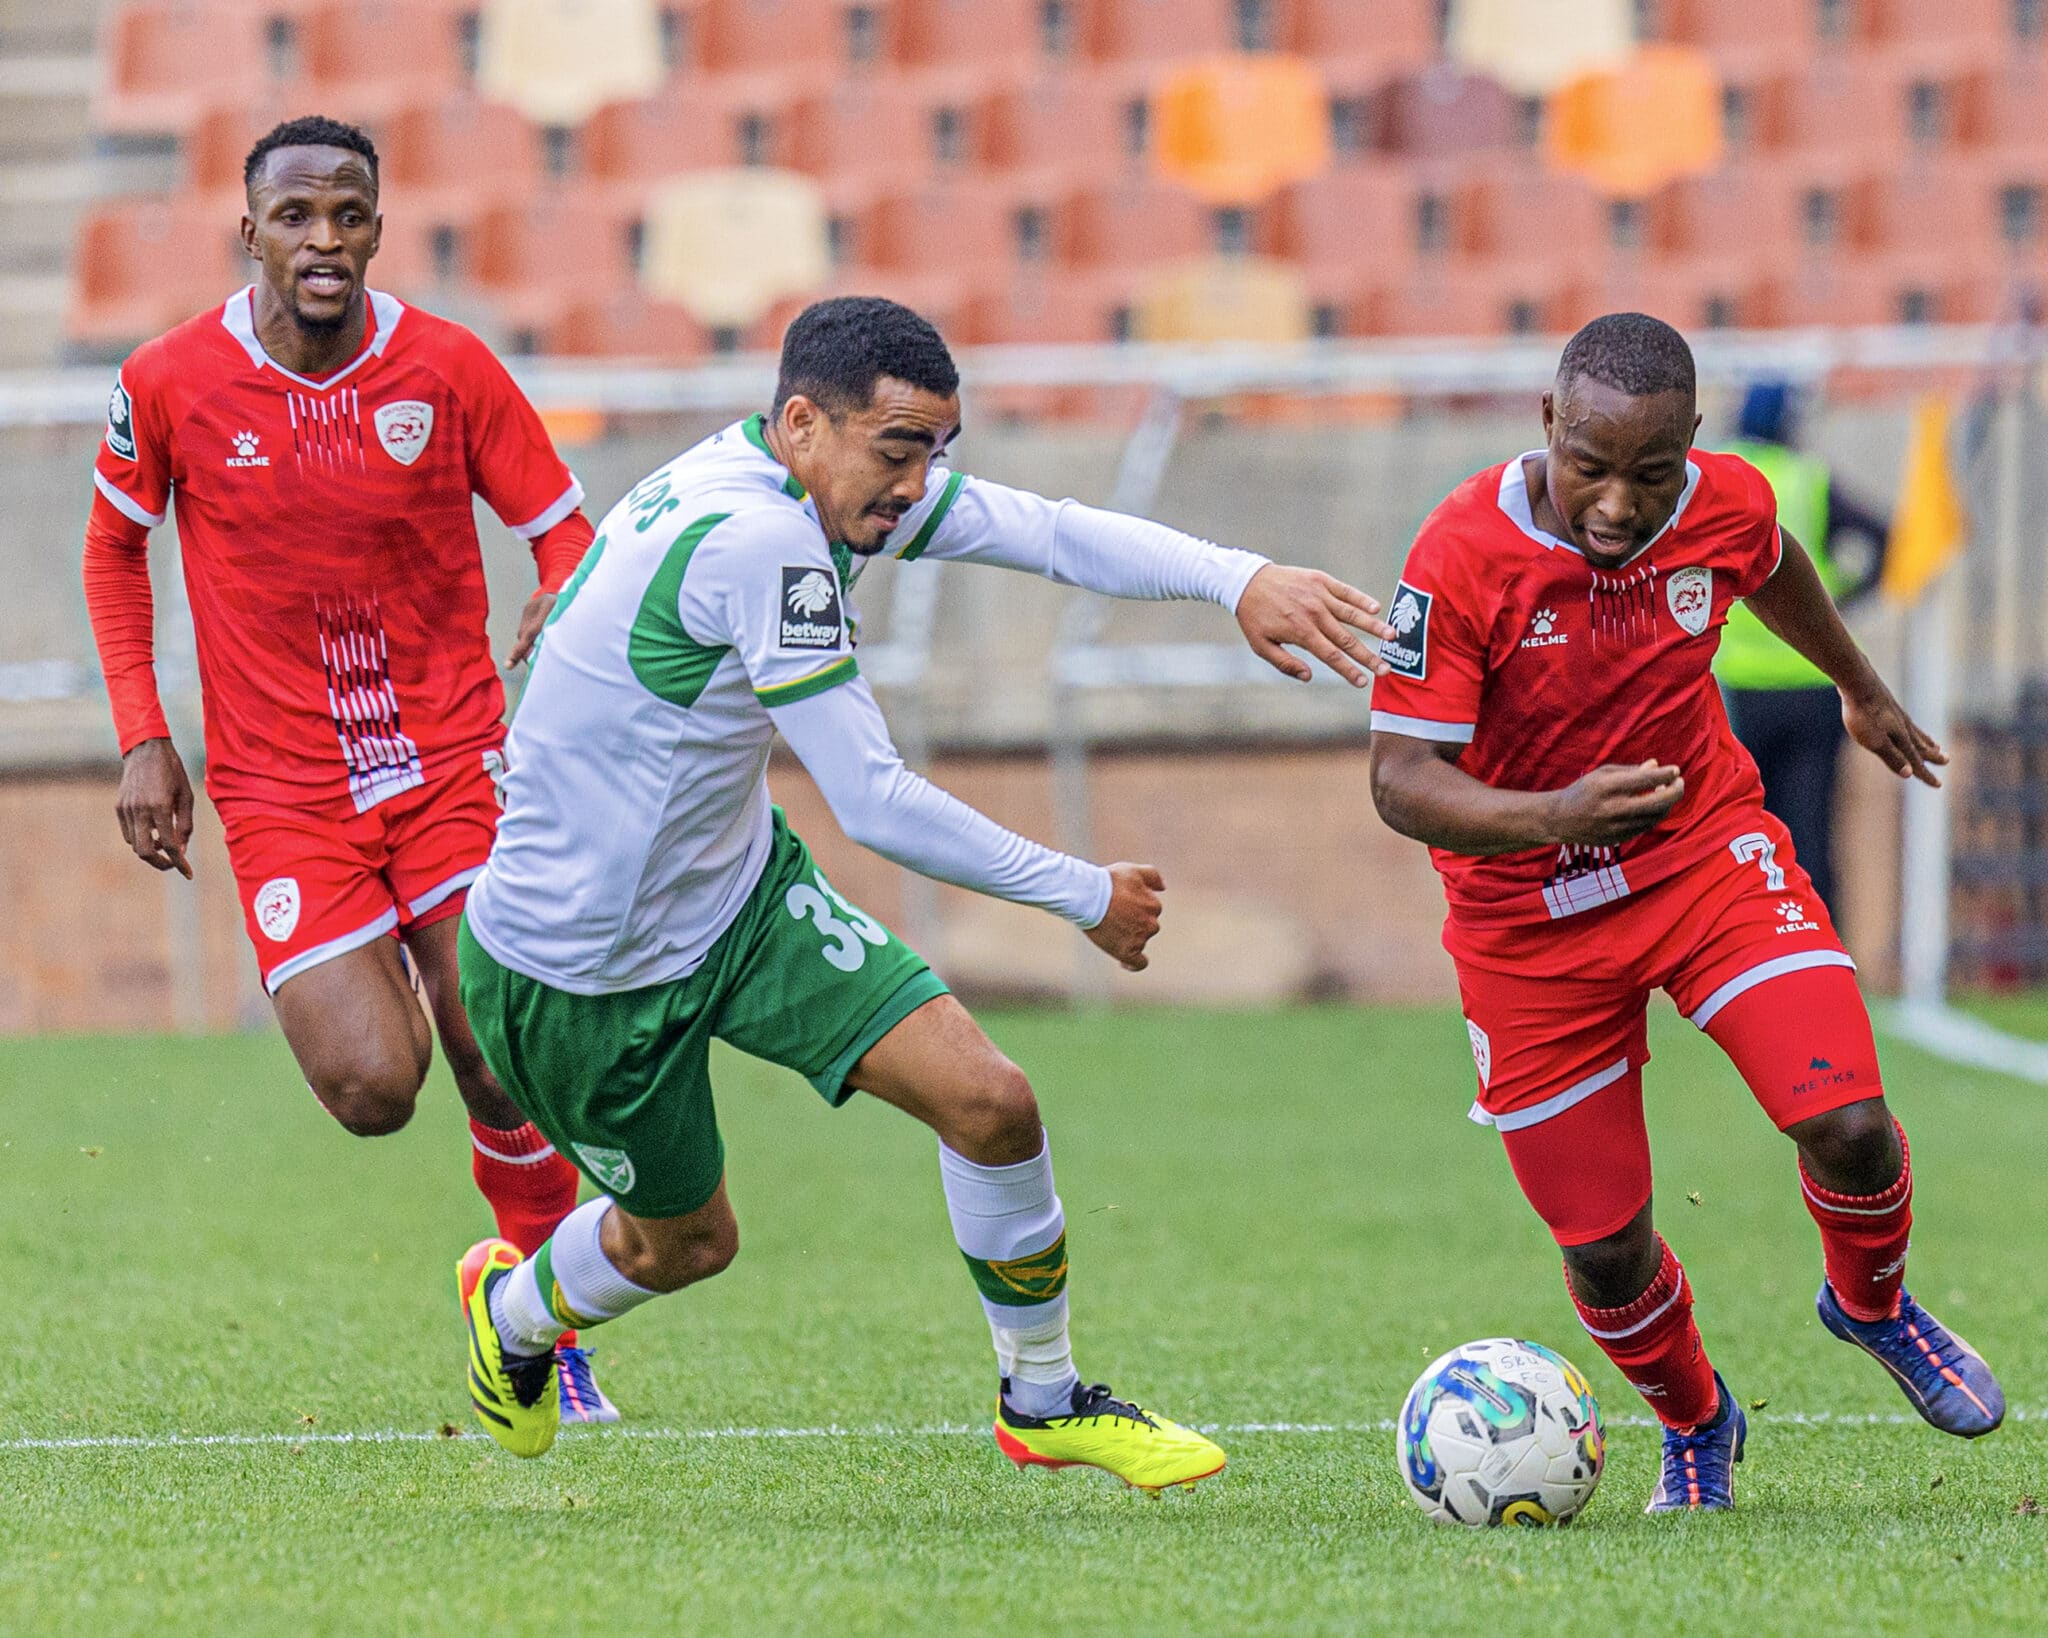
left=571, top=1143, right=636, bottom=1194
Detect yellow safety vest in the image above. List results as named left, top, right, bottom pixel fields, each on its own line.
left=1713, top=438, right=1840, bottom=691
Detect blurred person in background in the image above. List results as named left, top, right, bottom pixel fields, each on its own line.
left=80, top=115, right=617, bottom=1421
left=1715, top=379, right=1890, bottom=913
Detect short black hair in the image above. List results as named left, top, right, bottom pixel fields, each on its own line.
left=244, top=115, right=379, bottom=195
left=1556, top=312, right=1695, bottom=401
left=773, top=296, right=959, bottom=416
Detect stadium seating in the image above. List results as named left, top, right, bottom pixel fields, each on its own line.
left=66, top=0, right=2048, bottom=359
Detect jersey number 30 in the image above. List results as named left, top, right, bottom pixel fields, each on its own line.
left=786, top=869, right=889, bottom=971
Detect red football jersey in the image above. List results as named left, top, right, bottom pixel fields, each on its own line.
left=1370, top=447, right=1783, bottom=936
left=92, top=287, right=582, bottom=811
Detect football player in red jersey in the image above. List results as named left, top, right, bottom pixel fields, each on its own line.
left=81, top=116, right=616, bottom=1419
left=1369, top=313, right=2002, bottom=1513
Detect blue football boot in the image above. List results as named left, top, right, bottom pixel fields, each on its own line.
left=1645, top=1371, right=1745, bottom=1514
left=556, top=1344, right=621, bottom=1425
left=1817, top=1282, right=2004, bottom=1438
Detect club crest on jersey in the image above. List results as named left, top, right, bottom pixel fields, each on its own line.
left=254, top=876, right=300, bottom=942
left=1466, top=1019, right=1491, bottom=1087
left=779, top=566, right=844, bottom=650
left=1381, top=581, right=1431, bottom=679
left=571, top=1143, right=636, bottom=1194
left=1666, top=565, right=1712, bottom=637
left=374, top=399, right=434, bottom=466
left=105, top=378, right=136, bottom=460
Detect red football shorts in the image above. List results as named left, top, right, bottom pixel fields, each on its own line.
left=219, top=749, right=504, bottom=994
left=1450, top=809, right=1884, bottom=1246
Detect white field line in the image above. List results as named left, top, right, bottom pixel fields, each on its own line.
left=3, top=1408, right=2039, bottom=1455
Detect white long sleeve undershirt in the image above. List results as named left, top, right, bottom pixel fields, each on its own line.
left=770, top=675, right=1113, bottom=929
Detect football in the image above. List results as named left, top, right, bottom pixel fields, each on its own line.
left=1396, top=1338, right=1606, bottom=1527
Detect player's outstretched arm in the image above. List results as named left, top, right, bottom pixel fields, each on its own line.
left=1369, top=731, right=1685, bottom=856
left=1743, top=526, right=1946, bottom=787
left=908, top=478, right=1391, bottom=684
left=770, top=676, right=1165, bottom=970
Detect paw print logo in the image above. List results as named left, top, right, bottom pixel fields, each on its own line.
left=1778, top=900, right=1806, bottom=923
left=232, top=430, right=260, bottom=458
left=1532, top=608, right=1556, bottom=635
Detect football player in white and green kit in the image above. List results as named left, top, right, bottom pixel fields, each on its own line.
left=454, top=296, right=1390, bottom=1491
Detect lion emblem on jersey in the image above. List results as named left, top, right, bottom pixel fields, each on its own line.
left=1665, top=566, right=1712, bottom=637
left=786, top=570, right=836, bottom=617
left=373, top=399, right=434, bottom=466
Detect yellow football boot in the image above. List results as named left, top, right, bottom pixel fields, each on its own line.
left=994, top=1381, right=1226, bottom=1496
left=457, top=1238, right=559, bottom=1458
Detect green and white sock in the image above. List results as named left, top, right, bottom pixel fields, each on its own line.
left=939, top=1136, right=1079, bottom=1419
left=490, top=1197, right=659, bottom=1356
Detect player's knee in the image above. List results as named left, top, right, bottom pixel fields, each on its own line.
left=949, top=1060, right=1041, bottom=1163
left=1560, top=1212, right=1660, bottom=1309
left=1791, top=1096, right=1899, bottom=1191
left=311, top=1056, right=425, bottom=1137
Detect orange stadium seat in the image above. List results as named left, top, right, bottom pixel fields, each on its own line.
left=1585, top=258, right=1772, bottom=332
left=1376, top=262, right=1580, bottom=338
left=1849, top=160, right=2006, bottom=255
left=964, top=269, right=1135, bottom=344
left=69, top=200, right=249, bottom=347
left=1084, top=0, right=1235, bottom=63
left=1066, top=179, right=1212, bottom=266
left=1956, top=55, right=2048, bottom=148
left=894, top=0, right=1040, bottom=67
left=792, top=68, right=995, bottom=183
left=96, top=1, right=272, bottom=136
left=1868, top=0, right=2007, bottom=46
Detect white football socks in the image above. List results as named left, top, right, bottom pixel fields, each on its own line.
left=490, top=1196, right=659, bottom=1357
left=939, top=1136, right=1080, bottom=1419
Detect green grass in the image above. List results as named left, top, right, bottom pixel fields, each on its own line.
left=2, top=1006, right=2043, bottom=1634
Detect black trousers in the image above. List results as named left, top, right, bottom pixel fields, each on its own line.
left=1723, top=684, right=1847, bottom=913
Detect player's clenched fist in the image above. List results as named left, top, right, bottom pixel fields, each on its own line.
left=1544, top=761, right=1686, bottom=848
left=1087, top=862, right=1165, bottom=971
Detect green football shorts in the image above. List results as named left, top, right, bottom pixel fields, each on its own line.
left=459, top=809, right=949, bottom=1218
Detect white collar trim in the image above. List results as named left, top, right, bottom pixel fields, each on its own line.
left=220, top=285, right=405, bottom=390
left=1496, top=450, right=1701, bottom=565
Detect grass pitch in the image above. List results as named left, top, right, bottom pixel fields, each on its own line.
left=3, top=1003, right=2044, bottom=1633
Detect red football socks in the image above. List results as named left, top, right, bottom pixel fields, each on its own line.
left=469, top=1117, right=580, bottom=1258
left=1568, top=1237, right=1720, bottom=1430
left=1800, top=1119, right=1913, bottom=1323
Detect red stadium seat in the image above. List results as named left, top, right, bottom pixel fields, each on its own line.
left=1377, top=262, right=1580, bottom=339
left=1463, top=171, right=1609, bottom=266
left=1956, top=55, right=2048, bottom=148
left=867, top=179, right=1020, bottom=275
left=96, top=1, right=270, bottom=137
left=1274, top=164, right=1415, bottom=278
left=964, top=269, right=1134, bottom=344
left=583, top=89, right=744, bottom=180
left=1868, top=0, right=2007, bottom=46
left=1066, top=179, right=1212, bottom=267
left=301, top=1, right=477, bottom=117
left=1085, top=0, right=1235, bottom=63
left=698, top=0, right=888, bottom=70
left=68, top=198, right=250, bottom=347
left=1663, top=0, right=1820, bottom=50
left=895, top=0, right=1040, bottom=67
left=471, top=193, right=639, bottom=326
left=1277, top=0, right=1437, bottom=62
left=1848, top=162, right=2002, bottom=255
left=382, top=96, right=545, bottom=203
left=545, top=289, right=709, bottom=359
left=982, top=69, right=1129, bottom=174
left=793, top=68, right=994, bottom=184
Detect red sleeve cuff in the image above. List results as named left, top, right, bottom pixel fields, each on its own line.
left=531, top=510, right=595, bottom=593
